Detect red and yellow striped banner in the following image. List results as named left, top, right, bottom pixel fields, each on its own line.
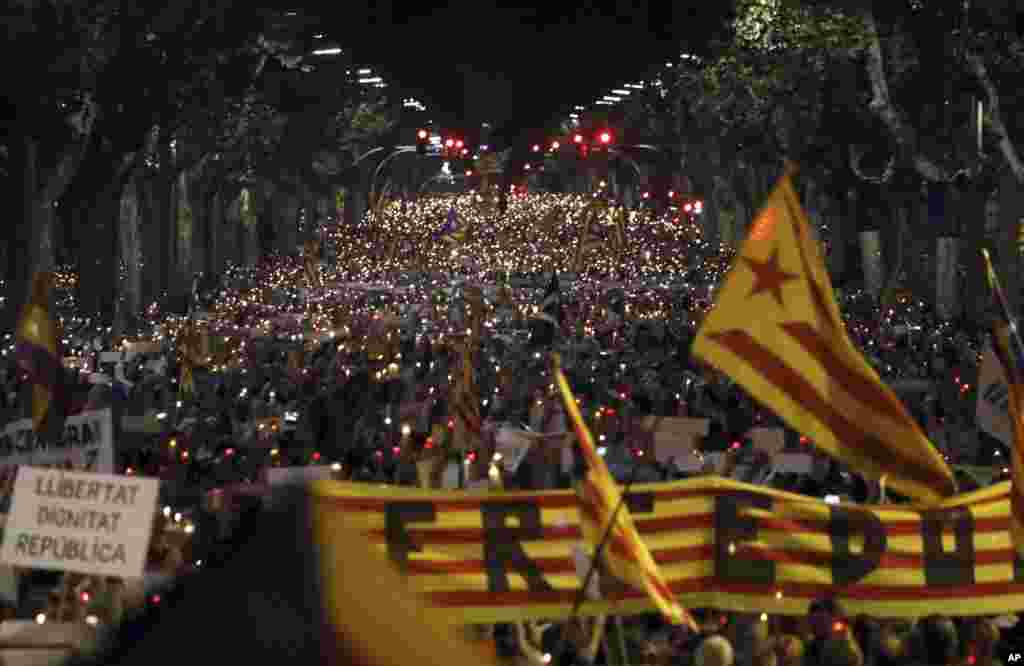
left=310, top=477, right=1024, bottom=622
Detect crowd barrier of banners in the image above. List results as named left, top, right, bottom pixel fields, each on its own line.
left=311, top=476, right=1024, bottom=622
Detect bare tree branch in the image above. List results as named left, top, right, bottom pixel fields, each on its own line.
left=860, top=7, right=950, bottom=182
left=965, top=51, right=1024, bottom=183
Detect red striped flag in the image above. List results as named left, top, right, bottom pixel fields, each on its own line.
left=15, top=272, right=68, bottom=440
left=982, top=250, right=1024, bottom=556
left=553, top=354, right=696, bottom=628
left=449, top=340, right=481, bottom=451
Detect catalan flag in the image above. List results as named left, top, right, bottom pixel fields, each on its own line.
left=177, top=319, right=206, bottom=396
left=553, top=353, right=696, bottom=628
left=463, top=285, right=485, bottom=346
left=573, top=208, right=607, bottom=273
left=448, top=339, right=481, bottom=452
left=15, top=271, right=68, bottom=440
left=692, top=167, right=955, bottom=504
left=981, top=249, right=1024, bottom=556
left=303, top=238, right=321, bottom=288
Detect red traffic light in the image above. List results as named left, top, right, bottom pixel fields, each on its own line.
left=573, top=133, right=584, bottom=144
left=598, top=130, right=613, bottom=144
left=417, top=129, right=429, bottom=140
left=445, top=138, right=455, bottom=148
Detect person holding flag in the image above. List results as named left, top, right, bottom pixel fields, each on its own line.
left=440, top=204, right=466, bottom=245
left=529, top=272, right=563, bottom=349
left=691, top=163, right=955, bottom=504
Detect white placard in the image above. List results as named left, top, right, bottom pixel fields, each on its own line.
left=749, top=427, right=785, bottom=456
left=495, top=429, right=534, bottom=473
left=977, top=340, right=1012, bottom=446
left=774, top=453, right=813, bottom=475
left=0, top=410, right=114, bottom=474
left=442, top=462, right=461, bottom=489
left=265, top=466, right=334, bottom=486
left=0, top=467, right=159, bottom=578
left=640, top=417, right=709, bottom=464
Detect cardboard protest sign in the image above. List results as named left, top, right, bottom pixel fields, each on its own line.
left=1, top=468, right=159, bottom=578
left=749, top=427, right=785, bottom=456
left=0, top=409, right=114, bottom=474
left=639, top=417, right=708, bottom=465
left=977, top=341, right=1012, bottom=446
left=774, top=453, right=813, bottom=475
left=494, top=429, right=534, bottom=473
left=265, top=466, right=335, bottom=487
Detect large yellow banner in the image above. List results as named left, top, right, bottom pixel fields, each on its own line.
left=310, top=477, right=1024, bottom=623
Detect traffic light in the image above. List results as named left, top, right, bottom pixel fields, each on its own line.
left=416, top=129, right=429, bottom=155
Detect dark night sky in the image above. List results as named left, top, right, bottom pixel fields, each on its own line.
left=327, top=1, right=733, bottom=143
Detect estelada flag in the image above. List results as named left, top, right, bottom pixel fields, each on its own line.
left=553, top=353, right=696, bottom=629
left=692, top=167, right=954, bottom=504
left=981, top=250, right=1024, bottom=558
left=15, top=271, right=68, bottom=441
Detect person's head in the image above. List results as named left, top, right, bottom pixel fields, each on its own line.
left=820, top=634, right=864, bottom=666
left=807, top=597, right=846, bottom=641
left=961, top=617, right=1000, bottom=662
left=775, top=634, right=804, bottom=666
left=694, top=635, right=734, bottom=666
left=752, top=640, right=778, bottom=666
left=910, top=615, right=959, bottom=666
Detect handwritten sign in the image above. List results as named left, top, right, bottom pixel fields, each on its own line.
left=749, top=427, right=785, bottom=456
left=639, top=417, right=709, bottom=465
left=774, top=453, right=813, bottom=475
left=977, top=341, right=1012, bottom=446
left=0, top=410, right=113, bottom=474
left=0, top=468, right=159, bottom=578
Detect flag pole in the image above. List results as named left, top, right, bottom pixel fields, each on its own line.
left=569, top=450, right=641, bottom=618
left=982, top=249, right=1024, bottom=359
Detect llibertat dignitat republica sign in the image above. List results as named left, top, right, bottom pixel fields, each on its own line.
left=0, top=467, right=159, bottom=578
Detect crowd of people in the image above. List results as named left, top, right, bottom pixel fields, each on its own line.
left=0, top=192, right=1017, bottom=663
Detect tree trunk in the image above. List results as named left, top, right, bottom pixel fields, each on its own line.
left=170, top=169, right=192, bottom=314
left=156, top=145, right=179, bottom=312
left=998, top=168, right=1024, bottom=314
left=208, top=188, right=223, bottom=277
left=140, top=176, right=165, bottom=312
left=119, top=178, right=141, bottom=333
left=78, top=180, right=122, bottom=326
left=276, top=192, right=299, bottom=255
left=959, top=180, right=988, bottom=322
left=5, top=138, right=65, bottom=331
left=859, top=230, right=884, bottom=300
left=189, top=175, right=207, bottom=283
left=344, top=186, right=367, bottom=229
